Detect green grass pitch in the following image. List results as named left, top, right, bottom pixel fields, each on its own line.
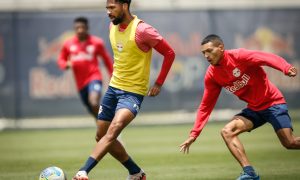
left=0, top=120, right=300, bottom=180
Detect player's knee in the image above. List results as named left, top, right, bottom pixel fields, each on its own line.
left=282, top=139, right=298, bottom=149
left=92, top=107, right=99, bottom=116
left=95, top=134, right=101, bottom=142
left=104, top=133, right=117, bottom=143
left=95, top=130, right=105, bottom=142
left=95, top=135, right=99, bottom=142
left=89, top=95, right=100, bottom=106
left=221, top=127, right=233, bottom=139
left=90, top=103, right=99, bottom=112
left=89, top=104, right=99, bottom=117
left=95, top=133, right=102, bottom=142
left=90, top=100, right=99, bottom=108
left=106, top=123, right=123, bottom=141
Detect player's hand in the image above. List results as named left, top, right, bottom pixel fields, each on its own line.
left=148, top=83, right=162, bottom=97
left=179, top=136, right=196, bottom=154
left=287, top=66, right=297, bottom=77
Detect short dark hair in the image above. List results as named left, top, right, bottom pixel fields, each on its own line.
left=74, top=16, right=89, bottom=26
left=201, top=34, right=223, bottom=46
left=115, top=0, right=131, bottom=8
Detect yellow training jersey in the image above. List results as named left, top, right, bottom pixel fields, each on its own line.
left=109, top=16, right=152, bottom=96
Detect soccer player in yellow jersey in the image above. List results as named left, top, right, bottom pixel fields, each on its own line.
left=72, top=0, right=175, bottom=179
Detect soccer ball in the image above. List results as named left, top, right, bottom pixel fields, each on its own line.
left=39, top=166, right=67, bottom=180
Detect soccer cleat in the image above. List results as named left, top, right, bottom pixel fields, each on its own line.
left=236, top=172, right=260, bottom=180
left=126, top=169, right=146, bottom=180
left=72, top=171, right=89, bottom=180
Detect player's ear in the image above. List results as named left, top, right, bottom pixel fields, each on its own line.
left=122, top=3, right=129, bottom=11
left=219, top=44, right=224, bottom=52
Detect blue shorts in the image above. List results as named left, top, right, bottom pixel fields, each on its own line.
left=79, top=80, right=102, bottom=115
left=236, top=104, right=293, bottom=132
left=98, top=86, right=144, bottom=121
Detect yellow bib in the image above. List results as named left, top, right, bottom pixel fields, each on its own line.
left=109, top=16, right=152, bottom=95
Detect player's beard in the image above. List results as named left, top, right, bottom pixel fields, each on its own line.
left=77, top=33, right=88, bottom=41
left=112, top=12, right=125, bottom=25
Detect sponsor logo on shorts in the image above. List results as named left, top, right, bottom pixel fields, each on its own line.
left=133, top=104, right=139, bottom=112
left=98, top=105, right=103, bottom=115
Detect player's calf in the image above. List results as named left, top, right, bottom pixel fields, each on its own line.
left=277, top=128, right=300, bottom=149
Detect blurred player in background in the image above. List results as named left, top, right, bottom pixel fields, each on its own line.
left=58, top=17, right=113, bottom=120
left=72, top=0, right=175, bottom=180
left=180, top=34, right=300, bottom=180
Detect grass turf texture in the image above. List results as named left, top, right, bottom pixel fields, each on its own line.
left=0, top=120, right=300, bottom=180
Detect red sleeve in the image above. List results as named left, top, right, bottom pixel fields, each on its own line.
left=97, top=41, right=113, bottom=75
left=135, top=22, right=162, bottom=52
left=57, top=42, right=69, bottom=70
left=238, top=48, right=292, bottom=75
left=189, top=72, right=222, bottom=139
left=153, top=38, right=175, bottom=85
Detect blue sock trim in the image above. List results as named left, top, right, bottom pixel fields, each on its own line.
left=122, top=157, right=141, bottom=175
left=79, top=156, right=99, bottom=174
left=243, top=166, right=257, bottom=176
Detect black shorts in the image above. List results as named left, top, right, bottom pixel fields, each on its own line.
left=236, top=104, right=293, bottom=132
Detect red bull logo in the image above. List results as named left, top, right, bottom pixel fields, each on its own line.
left=38, top=31, right=74, bottom=65
left=30, top=67, right=77, bottom=98
left=225, top=74, right=250, bottom=93
left=30, top=31, right=77, bottom=99
left=235, top=27, right=295, bottom=57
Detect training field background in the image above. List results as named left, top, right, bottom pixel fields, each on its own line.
left=1, top=120, right=300, bottom=180
left=1, top=1, right=300, bottom=180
